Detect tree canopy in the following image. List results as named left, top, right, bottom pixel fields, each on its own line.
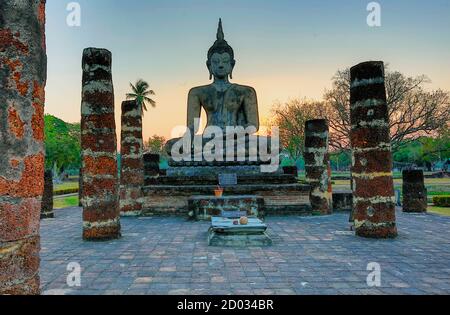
left=325, top=65, right=450, bottom=151
left=270, top=65, right=450, bottom=168
left=126, top=79, right=156, bottom=115
left=44, top=114, right=81, bottom=171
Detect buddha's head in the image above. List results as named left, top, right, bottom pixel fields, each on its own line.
left=207, top=19, right=236, bottom=80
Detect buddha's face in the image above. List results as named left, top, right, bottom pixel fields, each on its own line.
left=209, top=52, right=234, bottom=79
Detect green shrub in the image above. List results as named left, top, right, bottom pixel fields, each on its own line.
left=433, top=196, right=450, bottom=207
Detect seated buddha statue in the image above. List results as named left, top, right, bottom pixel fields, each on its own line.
left=166, top=19, right=277, bottom=165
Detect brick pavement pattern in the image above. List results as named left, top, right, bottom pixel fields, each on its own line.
left=40, top=208, right=450, bottom=295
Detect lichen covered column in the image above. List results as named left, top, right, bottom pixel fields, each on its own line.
left=304, top=119, right=332, bottom=215
left=350, top=61, right=397, bottom=238
left=119, top=100, right=144, bottom=216
left=0, top=0, right=46, bottom=295
left=41, top=170, right=54, bottom=219
left=144, top=153, right=160, bottom=184
left=81, top=48, right=121, bottom=240
left=402, top=170, right=427, bottom=213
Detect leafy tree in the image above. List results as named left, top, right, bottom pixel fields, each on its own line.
left=324, top=65, right=450, bottom=151
left=44, top=115, right=81, bottom=171
left=126, top=79, right=156, bottom=115
left=269, top=98, right=329, bottom=161
left=145, top=135, right=167, bottom=157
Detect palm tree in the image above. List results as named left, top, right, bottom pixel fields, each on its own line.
left=126, top=79, right=156, bottom=115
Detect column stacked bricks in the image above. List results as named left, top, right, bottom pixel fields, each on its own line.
left=402, top=170, right=427, bottom=213
left=81, top=48, right=121, bottom=240
left=350, top=61, right=397, bottom=238
left=119, top=100, right=144, bottom=216
left=304, top=119, right=332, bottom=215
left=0, top=0, right=47, bottom=295
left=41, top=170, right=54, bottom=219
left=144, top=153, right=160, bottom=184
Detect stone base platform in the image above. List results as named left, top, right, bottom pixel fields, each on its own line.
left=142, top=182, right=311, bottom=217
left=166, top=165, right=280, bottom=176
left=189, top=195, right=264, bottom=220
left=208, top=217, right=272, bottom=247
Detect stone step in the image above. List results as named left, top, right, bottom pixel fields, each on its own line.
left=142, top=183, right=309, bottom=195
left=145, top=174, right=298, bottom=186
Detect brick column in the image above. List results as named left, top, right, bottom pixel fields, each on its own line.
left=81, top=48, right=121, bottom=240
left=119, top=100, right=144, bottom=216
left=304, top=119, right=332, bottom=215
left=41, top=170, right=54, bottom=219
left=0, top=0, right=46, bottom=295
left=144, top=153, right=160, bottom=184
left=350, top=61, right=397, bottom=238
left=402, top=170, right=427, bottom=213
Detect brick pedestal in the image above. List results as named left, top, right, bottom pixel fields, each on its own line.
left=189, top=195, right=264, bottom=221
left=402, top=170, right=427, bottom=213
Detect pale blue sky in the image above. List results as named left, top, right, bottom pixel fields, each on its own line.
left=45, top=0, right=450, bottom=139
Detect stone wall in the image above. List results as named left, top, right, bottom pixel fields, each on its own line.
left=0, top=0, right=47, bottom=295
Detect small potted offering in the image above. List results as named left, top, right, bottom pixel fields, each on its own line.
left=214, top=185, right=224, bottom=197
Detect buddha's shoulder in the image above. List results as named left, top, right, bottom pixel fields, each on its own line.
left=188, top=85, right=212, bottom=95
left=232, top=84, right=257, bottom=95
left=188, top=83, right=257, bottom=96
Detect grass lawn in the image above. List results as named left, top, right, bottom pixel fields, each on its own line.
left=332, top=177, right=450, bottom=191
left=53, top=181, right=79, bottom=195
left=53, top=196, right=79, bottom=209
left=427, top=206, right=450, bottom=217
left=54, top=181, right=78, bottom=191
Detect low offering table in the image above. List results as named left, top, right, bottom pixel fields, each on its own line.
left=208, top=216, right=272, bottom=247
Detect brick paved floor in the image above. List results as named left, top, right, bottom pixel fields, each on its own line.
left=39, top=207, right=450, bottom=295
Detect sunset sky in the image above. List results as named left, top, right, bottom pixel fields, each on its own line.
left=45, top=0, right=450, bottom=140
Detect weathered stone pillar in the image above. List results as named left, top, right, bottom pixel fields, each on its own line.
left=144, top=152, right=160, bottom=184
left=81, top=48, right=121, bottom=240
left=304, top=119, right=332, bottom=215
left=402, top=170, right=427, bottom=213
left=119, top=100, right=144, bottom=216
left=350, top=61, right=397, bottom=238
left=0, top=0, right=46, bottom=295
left=41, top=170, right=54, bottom=219
left=327, top=161, right=333, bottom=201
